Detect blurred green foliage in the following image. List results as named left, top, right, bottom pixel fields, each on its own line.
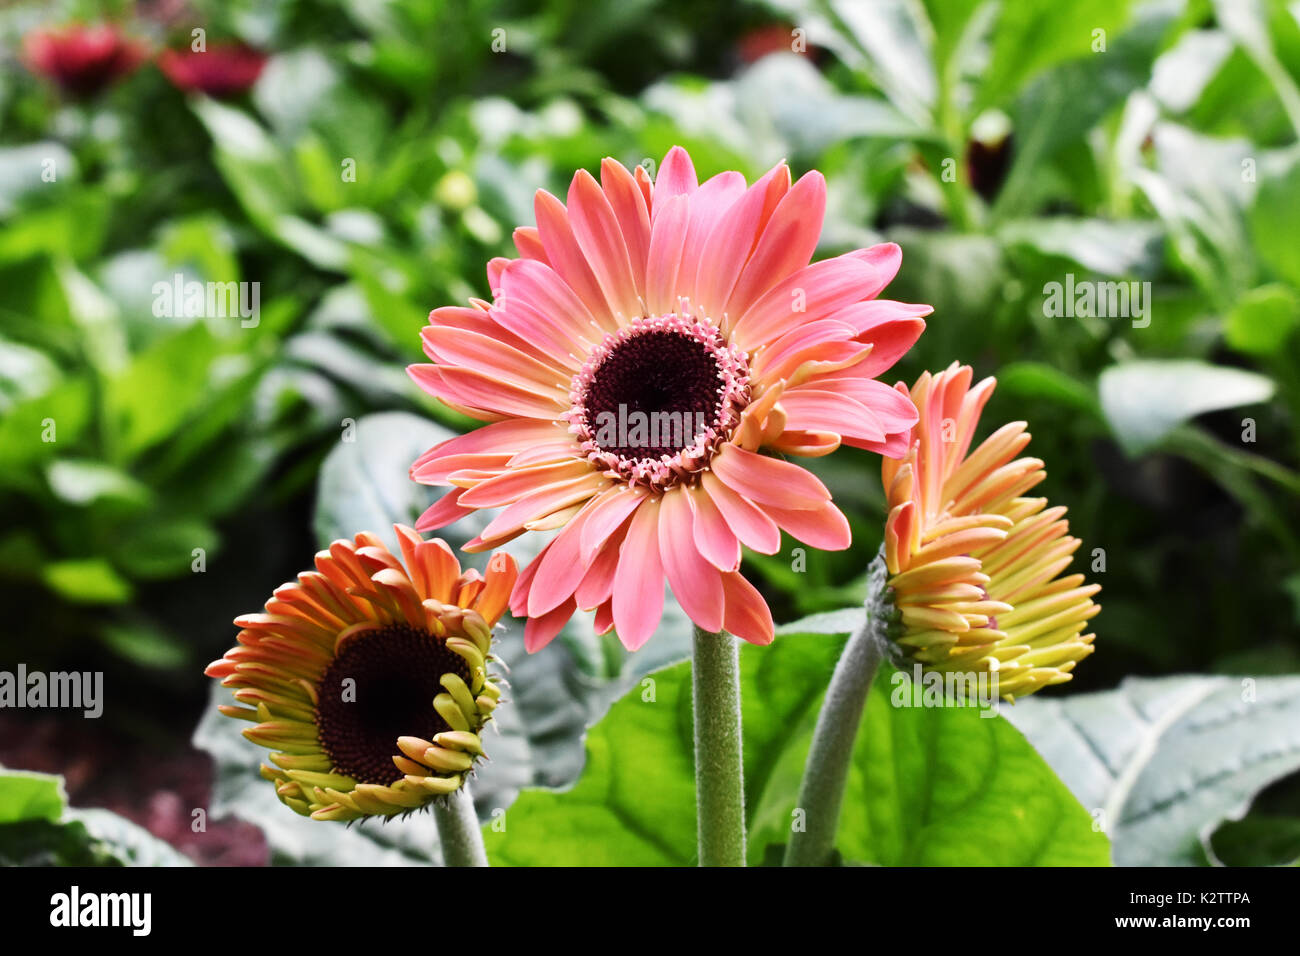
left=3, top=0, right=1300, bottom=862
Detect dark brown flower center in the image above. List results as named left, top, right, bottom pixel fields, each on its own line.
left=567, top=314, right=750, bottom=490
left=584, top=329, right=721, bottom=459
left=315, top=624, right=471, bottom=785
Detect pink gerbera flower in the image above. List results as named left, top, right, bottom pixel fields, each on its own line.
left=410, top=147, right=929, bottom=651
left=22, top=23, right=147, bottom=98
left=158, top=42, right=267, bottom=98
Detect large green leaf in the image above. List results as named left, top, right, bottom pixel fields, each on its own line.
left=1005, top=675, right=1300, bottom=865
left=0, top=770, right=189, bottom=866
left=978, top=0, right=1137, bottom=112
left=485, top=633, right=1109, bottom=866
left=1098, top=359, right=1275, bottom=454
left=1250, top=155, right=1300, bottom=288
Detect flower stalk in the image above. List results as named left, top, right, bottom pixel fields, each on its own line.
left=783, top=552, right=891, bottom=867
left=433, top=786, right=489, bottom=867
left=692, top=626, right=747, bottom=866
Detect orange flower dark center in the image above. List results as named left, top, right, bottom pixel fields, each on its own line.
left=316, top=624, right=471, bottom=785
left=568, top=314, right=750, bottom=490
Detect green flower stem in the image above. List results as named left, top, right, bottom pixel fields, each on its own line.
left=784, top=553, right=890, bottom=867
left=434, top=785, right=489, bottom=867
left=693, top=626, right=747, bottom=866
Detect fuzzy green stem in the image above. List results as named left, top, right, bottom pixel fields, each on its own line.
left=693, top=626, right=747, bottom=866
left=434, top=785, right=489, bottom=867
left=784, top=554, right=890, bottom=866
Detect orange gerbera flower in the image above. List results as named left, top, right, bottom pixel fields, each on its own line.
left=882, top=363, right=1099, bottom=699
left=204, top=526, right=516, bottom=821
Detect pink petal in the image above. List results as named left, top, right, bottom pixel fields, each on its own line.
left=711, top=444, right=831, bottom=510
left=429, top=305, right=554, bottom=366
left=527, top=502, right=597, bottom=616
left=721, top=572, right=775, bottom=646
left=513, top=226, right=549, bottom=264
left=412, top=452, right=510, bottom=485
left=486, top=257, right=509, bottom=294
left=652, top=146, right=698, bottom=219
left=579, top=486, right=647, bottom=561
left=567, top=168, right=640, bottom=320
left=534, top=188, right=617, bottom=325
left=415, top=488, right=470, bottom=531
left=778, top=389, right=886, bottom=444
left=459, top=459, right=593, bottom=508
left=525, top=596, right=576, bottom=653
left=700, top=471, right=781, bottom=555
left=686, top=483, right=742, bottom=571
left=678, top=171, right=746, bottom=311
left=645, top=194, right=689, bottom=315
left=612, top=497, right=665, bottom=650
left=766, top=499, right=852, bottom=550
left=635, top=163, right=654, bottom=211
left=412, top=419, right=567, bottom=478
left=408, top=365, right=565, bottom=420
left=809, top=376, right=919, bottom=436
left=848, top=242, right=903, bottom=295
left=827, top=299, right=928, bottom=376
left=475, top=472, right=608, bottom=548
left=659, top=490, right=725, bottom=632
left=695, top=162, right=790, bottom=323
left=750, top=318, right=859, bottom=382
left=729, top=253, right=878, bottom=352
left=601, top=158, right=652, bottom=298
left=724, top=170, right=826, bottom=322
left=421, top=326, right=569, bottom=393
left=510, top=540, right=545, bottom=614
left=575, top=527, right=626, bottom=609
left=593, top=598, right=614, bottom=635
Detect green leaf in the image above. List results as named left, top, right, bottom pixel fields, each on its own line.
left=998, top=218, right=1163, bottom=276
left=1224, top=284, right=1300, bottom=357
left=191, top=98, right=297, bottom=228
left=1249, top=156, right=1300, bottom=287
left=106, top=324, right=222, bottom=462
left=0, top=142, right=77, bottom=216
left=1098, top=359, right=1275, bottom=454
left=99, top=621, right=189, bottom=670
left=996, top=361, right=1102, bottom=417
left=1209, top=813, right=1300, bottom=867
left=978, top=0, right=1137, bottom=111
left=0, top=771, right=65, bottom=824
left=1005, top=675, right=1300, bottom=865
left=776, top=607, right=866, bottom=636
left=0, top=771, right=188, bottom=866
left=486, top=635, right=1108, bottom=866
left=992, top=3, right=1176, bottom=219
left=65, top=808, right=193, bottom=867
left=42, top=559, right=132, bottom=604
left=109, top=518, right=218, bottom=580
left=45, top=459, right=151, bottom=508
left=313, top=411, right=452, bottom=551
left=0, top=377, right=91, bottom=477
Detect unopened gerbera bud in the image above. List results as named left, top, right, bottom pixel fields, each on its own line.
left=880, top=364, right=1099, bottom=701
left=205, top=526, right=517, bottom=822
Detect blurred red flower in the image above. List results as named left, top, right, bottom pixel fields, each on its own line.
left=22, top=23, right=147, bottom=98
left=158, top=42, right=267, bottom=98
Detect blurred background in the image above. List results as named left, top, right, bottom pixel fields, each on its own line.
left=1, top=0, right=1299, bottom=865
